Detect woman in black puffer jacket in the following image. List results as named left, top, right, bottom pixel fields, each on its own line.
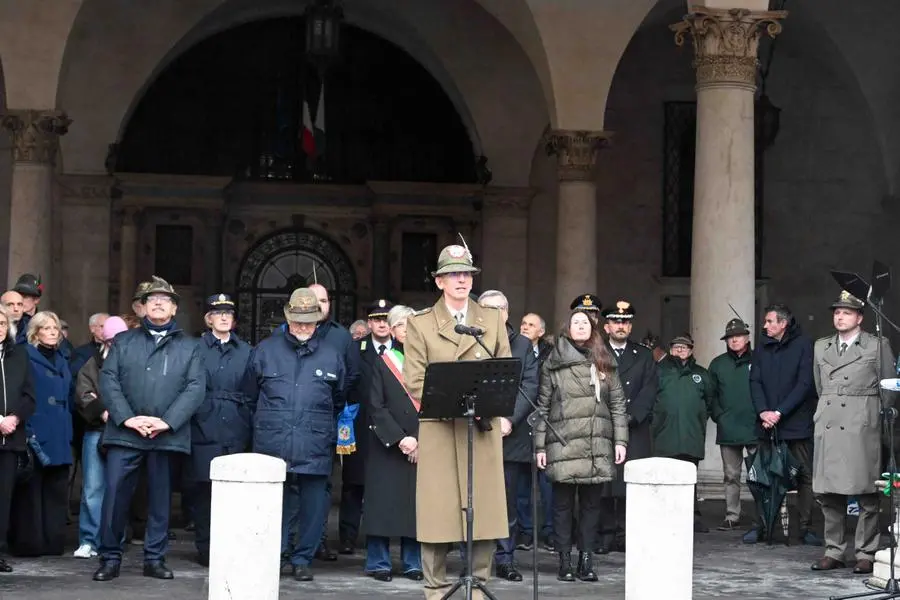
left=0, top=305, right=36, bottom=573
left=535, top=308, right=628, bottom=583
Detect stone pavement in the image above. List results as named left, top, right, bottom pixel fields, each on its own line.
left=0, top=500, right=889, bottom=600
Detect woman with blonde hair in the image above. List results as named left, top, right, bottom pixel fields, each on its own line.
left=8, top=311, right=73, bottom=556
left=535, top=305, right=628, bottom=583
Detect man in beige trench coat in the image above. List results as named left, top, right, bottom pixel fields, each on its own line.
left=811, top=291, right=896, bottom=574
left=404, top=242, right=512, bottom=600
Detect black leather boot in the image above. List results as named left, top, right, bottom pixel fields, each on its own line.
left=577, top=552, right=598, bottom=582
left=557, top=552, right=575, bottom=582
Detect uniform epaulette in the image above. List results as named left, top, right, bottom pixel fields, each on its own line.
left=816, top=335, right=833, bottom=344
left=413, top=307, right=432, bottom=317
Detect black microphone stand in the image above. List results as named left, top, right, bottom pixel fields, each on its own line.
left=469, top=332, right=567, bottom=600
left=831, top=295, right=900, bottom=600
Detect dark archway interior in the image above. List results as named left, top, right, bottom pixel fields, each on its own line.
left=117, top=18, right=476, bottom=184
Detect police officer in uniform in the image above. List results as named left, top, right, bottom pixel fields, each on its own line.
left=338, top=298, right=396, bottom=554
left=597, top=301, right=657, bottom=552
left=403, top=242, right=511, bottom=600
left=810, top=291, right=896, bottom=574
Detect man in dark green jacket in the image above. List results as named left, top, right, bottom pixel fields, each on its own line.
left=652, top=333, right=713, bottom=533
left=708, top=319, right=756, bottom=531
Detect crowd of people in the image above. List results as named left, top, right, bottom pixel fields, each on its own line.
left=0, top=242, right=895, bottom=596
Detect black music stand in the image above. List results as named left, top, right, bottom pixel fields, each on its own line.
left=420, top=358, right=522, bottom=600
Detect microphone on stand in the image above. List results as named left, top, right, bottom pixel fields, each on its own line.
left=454, top=323, right=486, bottom=337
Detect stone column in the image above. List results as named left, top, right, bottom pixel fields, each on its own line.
left=370, top=216, right=391, bottom=300
left=1, top=109, right=70, bottom=305
left=479, top=188, right=533, bottom=319
left=545, top=130, right=611, bottom=324
left=672, top=7, right=786, bottom=492
left=117, top=206, right=141, bottom=314
left=670, top=6, right=785, bottom=364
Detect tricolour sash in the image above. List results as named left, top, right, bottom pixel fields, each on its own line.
left=381, top=349, right=421, bottom=413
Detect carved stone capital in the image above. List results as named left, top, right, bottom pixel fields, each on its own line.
left=671, top=7, right=787, bottom=90
left=544, top=130, right=611, bottom=182
left=0, top=109, right=72, bottom=164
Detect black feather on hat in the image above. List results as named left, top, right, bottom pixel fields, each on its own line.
left=13, top=273, right=42, bottom=298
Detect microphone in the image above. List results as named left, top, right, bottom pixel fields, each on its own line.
left=881, top=378, right=900, bottom=390
left=454, top=323, right=485, bottom=337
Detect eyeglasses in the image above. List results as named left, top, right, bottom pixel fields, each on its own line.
left=0, top=322, right=8, bottom=328
left=147, top=294, right=173, bottom=304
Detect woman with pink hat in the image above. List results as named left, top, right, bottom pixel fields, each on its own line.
left=71, top=316, right=129, bottom=559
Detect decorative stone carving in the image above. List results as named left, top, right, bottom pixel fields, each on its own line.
left=544, top=129, right=611, bottom=182
left=0, top=109, right=72, bottom=164
left=671, top=7, right=787, bottom=90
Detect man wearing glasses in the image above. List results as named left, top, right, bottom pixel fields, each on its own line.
left=93, top=276, right=205, bottom=582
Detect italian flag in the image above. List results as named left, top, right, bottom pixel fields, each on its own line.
left=300, top=84, right=326, bottom=158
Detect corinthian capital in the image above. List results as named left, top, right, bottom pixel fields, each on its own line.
left=544, top=129, right=612, bottom=182
left=0, top=109, right=72, bottom=165
left=671, top=7, right=787, bottom=90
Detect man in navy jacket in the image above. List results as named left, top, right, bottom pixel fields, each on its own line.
left=244, top=287, right=346, bottom=582
left=745, top=303, right=821, bottom=546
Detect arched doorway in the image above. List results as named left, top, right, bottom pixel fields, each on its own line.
left=236, top=229, right=357, bottom=343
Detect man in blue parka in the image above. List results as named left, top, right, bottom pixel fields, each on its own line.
left=93, top=275, right=206, bottom=582
left=243, top=287, right=346, bottom=582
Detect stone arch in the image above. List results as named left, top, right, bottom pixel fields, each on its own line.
left=235, top=228, right=357, bottom=343
left=57, top=0, right=549, bottom=185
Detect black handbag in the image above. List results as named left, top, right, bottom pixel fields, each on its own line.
left=15, top=446, right=35, bottom=483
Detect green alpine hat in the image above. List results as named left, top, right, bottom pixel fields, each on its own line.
left=431, top=244, right=480, bottom=277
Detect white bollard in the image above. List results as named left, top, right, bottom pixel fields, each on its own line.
left=208, top=453, right=286, bottom=600
left=625, top=457, right=697, bottom=600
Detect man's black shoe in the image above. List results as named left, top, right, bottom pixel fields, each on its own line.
left=143, top=561, right=174, bottom=580
left=315, top=543, right=337, bottom=561
left=184, top=521, right=196, bottom=532
left=293, top=565, right=314, bottom=581
left=93, top=562, right=120, bottom=582
left=370, top=570, right=392, bottom=582
left=403, top=569, right=424, bottom=581
left=496, top=563, right=523, bottom=581
left=0, top=558, right=11, bottom=573
left=515, top=534, right=533, bottom=551
left=338, top=542, right=355, bottom=555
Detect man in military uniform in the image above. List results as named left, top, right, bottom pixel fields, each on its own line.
left=403, top=243, right=511, bottom=600
left=597, top=300, right=657, bottom=552
left=810, top=291, right=896, bottom=574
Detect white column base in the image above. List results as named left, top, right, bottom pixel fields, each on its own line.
left=208, top=453, right=286, bottom=600
left=625, top=458, right=696, bottom=600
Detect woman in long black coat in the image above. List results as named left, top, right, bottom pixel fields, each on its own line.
left=361, top=305, right=422, bottom=582
left=0, top=306, right=36, bottom=573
